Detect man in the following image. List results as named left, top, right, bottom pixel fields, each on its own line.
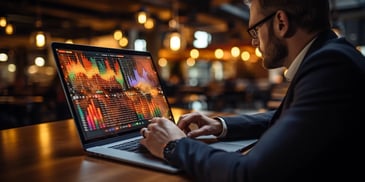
left=140, top=0, right=365, bottom=181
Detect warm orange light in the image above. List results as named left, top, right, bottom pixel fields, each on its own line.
left=144, top=18, right=154, bottom=29
left=186, top=57, right=195, bottom=67
left=190, top=49, right=199, bottom=59
left=0, top=17, right=7, bottom=27
left=241, top=51, right=250, bottom=61
left=113, top=30, right=123, bottom=40
left=0, top=53, right=8, bottom=62
left=118, top=37, right=128, bottom=47
left=35, top=31, right=46, bottom=48
left=137, top=11, right=147, bottom=24
left=214, top=48, right=224, bottom=59
left=169, top=32, right=181, bottom=51
left=231, top=46, right=240, bottom=58
left=255, top=48, right=262, bottom=57
left=5, top=24, right=14, bottom=35
left=158, top=58, right=168, bottom=67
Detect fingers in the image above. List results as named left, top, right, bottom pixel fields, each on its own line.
left=141, top=118, right=164, bottom=140
left=144, top=117, right=187, bottom=140
left=178, top=112, right=208, bottom=135
left=140, top=126, right=153, bottom=147
left=177, top=112, right=223, bottom=138
left=148, top=117, right=165, bottom=125
left=140, top=119, right=160, bottom=139
left=139, top=127, right=148, bottom=147
left=186, top=126, right=210, bottom=138
left=177, top=113, right=196, bottom=129
left=140, top=127, right=148, bottom=138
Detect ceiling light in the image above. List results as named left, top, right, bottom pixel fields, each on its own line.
left=144, top=18, right=155, bottom=29
left=34, top=56, right=45, bottom=67
left=0, top=16, right=7, bottom=27
left=113, top=29, right=123, bottom=40
left=241, top=51, right=250, bottom=61
left=190, top=49, right=199, bottom=59
left=255, top=48, right=262, bottom=58
left=35, top=31, right=46, bottom=48
left=186, top=57, right=196, bottom=67
left=119, top=37, right=128, bottom=47
left=0, top=53, right=8, bottom=62
left=8, top=64, right=16, bottom=73
left=5, top=23, right=14, bottom=35
left=137, top=7, right=148, bottom=24
left=169, top=31, right=181, bottom=51
left=158, top=58, right=168, bottom=67
left=214, top=49, right=224, bottom=59
left=231, top=46, right=240, bottom=58
left=31, top=17, right=48, bottom=48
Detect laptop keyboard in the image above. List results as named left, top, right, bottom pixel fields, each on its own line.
left=110, top=139, right=149, bottom=153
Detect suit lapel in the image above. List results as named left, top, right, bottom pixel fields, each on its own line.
left=268, top=30, right=338, bottom=126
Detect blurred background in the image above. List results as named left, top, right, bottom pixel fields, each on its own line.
left=1, top=0, right=365, bottom=130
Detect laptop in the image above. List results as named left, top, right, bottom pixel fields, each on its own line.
left=51, top=42, right=257, bottom=173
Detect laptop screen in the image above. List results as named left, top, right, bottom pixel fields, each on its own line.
left=52, top=43, right=174, bottom=142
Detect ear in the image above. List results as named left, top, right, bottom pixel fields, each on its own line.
left=274, top=10, right=290, bottom=37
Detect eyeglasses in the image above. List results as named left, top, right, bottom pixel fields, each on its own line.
left=247, top=12, right=276, bottom=39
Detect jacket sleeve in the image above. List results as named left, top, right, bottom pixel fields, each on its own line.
left=220, top=110, right=275, bottom=139
left=167, top=111, right=276, bottom=182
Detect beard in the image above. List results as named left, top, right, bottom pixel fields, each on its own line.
left=261, top=22, right=288, bottom=69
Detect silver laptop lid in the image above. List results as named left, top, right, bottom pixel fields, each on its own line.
left=51, top=42, right=174, bottom=145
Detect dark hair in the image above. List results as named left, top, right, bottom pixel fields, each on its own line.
left=245, top=0, right=331, bottom=33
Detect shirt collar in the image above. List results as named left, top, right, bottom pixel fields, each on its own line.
left=284, top=38, right=317, bottom=81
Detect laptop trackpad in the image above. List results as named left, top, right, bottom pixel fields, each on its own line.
left=196, top=135, right=257, bottom=152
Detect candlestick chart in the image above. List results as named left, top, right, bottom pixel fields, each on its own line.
left=55, top=49, right=172, bottom=139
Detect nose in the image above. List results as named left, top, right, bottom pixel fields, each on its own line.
left=251, top=38, right=259, bottom=47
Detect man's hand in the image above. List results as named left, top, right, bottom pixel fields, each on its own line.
left=177, top=112, right=223, bottom=138
left=140, top=117, right=186, bottom=159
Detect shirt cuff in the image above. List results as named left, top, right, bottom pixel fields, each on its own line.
left=213, top=117, right=227, bottom=138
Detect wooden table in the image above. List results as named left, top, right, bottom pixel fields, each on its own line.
left=0, top=108, right=235, bottom=182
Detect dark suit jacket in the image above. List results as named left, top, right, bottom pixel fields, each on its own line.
left=169, top=30, right=365, bottom=182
